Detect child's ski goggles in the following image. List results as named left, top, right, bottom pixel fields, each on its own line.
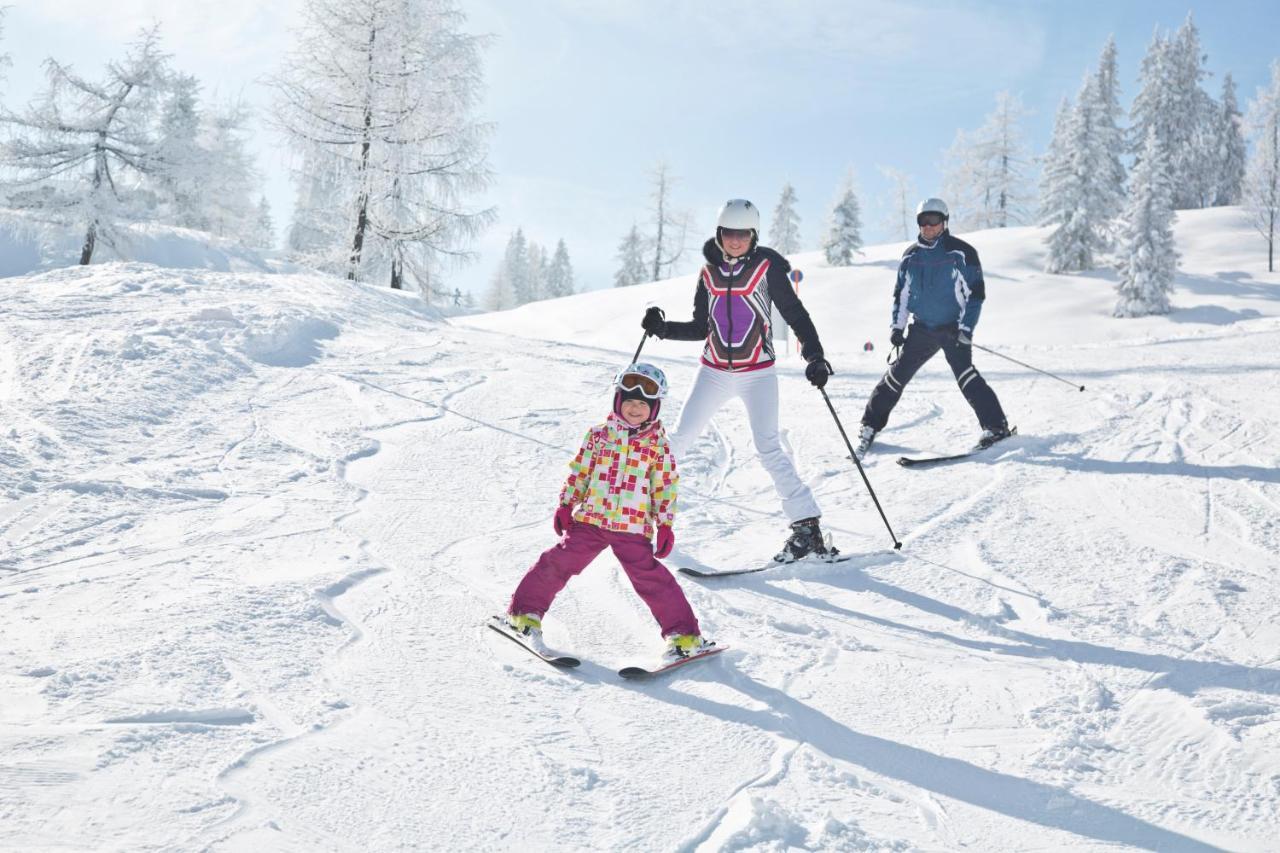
left=618, top=372, right=662, bottom=399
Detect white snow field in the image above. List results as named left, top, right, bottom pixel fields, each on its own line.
left=2, top=207, right=1279, bottom=851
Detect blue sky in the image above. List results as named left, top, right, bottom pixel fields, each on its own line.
left=4, top=1, right=1279, bottom=298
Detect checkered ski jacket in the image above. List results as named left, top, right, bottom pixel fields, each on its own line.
left=559, top=413, right=678, bottom=539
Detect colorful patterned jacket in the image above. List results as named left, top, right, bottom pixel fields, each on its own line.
left=559, top=414, right=677, bottom=539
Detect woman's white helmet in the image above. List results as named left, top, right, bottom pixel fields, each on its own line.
left=915, top=197, right=950, bottom=221
left=716, top=199, right=760, bottom=232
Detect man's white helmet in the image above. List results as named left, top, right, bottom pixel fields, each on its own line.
left=716, top=199, right=760, bottom=232
left=915, top=197, right=950, bottom=220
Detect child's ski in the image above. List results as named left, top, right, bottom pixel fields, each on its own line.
left=897, top=426, right=1018, bottom=468
left=679, top=552, right=853, bottom=578
left=618, top=644, right=727, bottom=680
left=487, top=616, right=580, bottom=668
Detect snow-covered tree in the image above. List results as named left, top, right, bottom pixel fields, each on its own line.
left=273, top=0, right=493, bottom=289
left=942, top=92, right=1032, bottom=231
left=253, top=197, right=276, bottom=250
left=1212, top=73, right=1247, bottom=207
left=200, top=100, right=259, bottom=241
left=1244, top=62, right=1280, bottom=272
left=524, top=240, right=546, bottom=304
left=152, top=73, right=207, bottom=228
left=878, top=166, right=916, bottom=241
left=544, top=239, right=574, bottom=298
left=485, top=230, right=528, bottom=310
left=614, top=224, right=648, bottom=287
left=1090, top=37, right=1128, bottom=225
left=823, top=174, right=862, bottom=267
left=0, top=9, right=13, bottom=100
left=0, top=27, right=168, bottom=264
left=647, top=162, right=690, bottom=281
left=769, top=183, right=802, bottom=254
left=1131, top=16, right=1218, bottom=210
left=1114, top=129, right=1178, bottom=317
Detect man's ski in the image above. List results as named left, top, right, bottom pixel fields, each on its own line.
left=679, top=552, right=854, bottom=578
left=897, top=426, right=1017, bottom=468
left=487, top=616, right=580, bottom=668
left=618, top=645, right=727, bottom=680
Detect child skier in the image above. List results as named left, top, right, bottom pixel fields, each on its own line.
left=503, top=363, right=711, bottom=661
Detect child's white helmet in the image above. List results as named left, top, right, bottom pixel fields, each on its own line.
left=615, top=362, right=668, bottom=399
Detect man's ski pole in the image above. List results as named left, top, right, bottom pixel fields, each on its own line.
left=972, top=343, right=1085, bottom=392
left=819, top=387, right=903, bottom=550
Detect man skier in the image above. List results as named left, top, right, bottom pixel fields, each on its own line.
left=854, top=198, right=1010, bottom=458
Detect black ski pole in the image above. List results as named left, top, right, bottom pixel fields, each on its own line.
left=819, top=387, right=902, bottom=550
left=632, top=308, right=664, bottom=364
left=631, top=333, right=648, bottom=365
left=972, top=343, right=1085, bottom=392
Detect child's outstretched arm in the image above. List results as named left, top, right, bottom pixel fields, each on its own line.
left=559, top=428, right=594, bottom=507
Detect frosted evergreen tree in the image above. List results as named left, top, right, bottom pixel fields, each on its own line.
left=1114, top=129, right=1178, bottom=317
left=152, top=74, right=208, bottom=229
left=1090, top=37, right=1128, bottom=227
left=1212, top=73, right=1247, bottom=207
left=200, top=100, right=260, bottom=241
left=1244, top=62, right=1280, bottom=272
left=614, top=224, right=648, bottom=287
left=272, top=0, right=493, bottom=288
left=544, top=239, right=574, bottom=298
left=823, top=175, right=862, bottom=267
left=1131, top=16, right=1216, bottom=209
left=878, top=166, right=916, bottom=241
left=524, top=241, right=547, bottom=304
left=769, top=184, right=802, bottom=255
left=253, top=197, right=276, bottom=250
left=0, top=8, right=10, bottom=95
left=498, top=229, right=531, bottom=305
left=1038, top=97, right=1074, bottom=225
left=0, top=27, right=168, bottom=264
left=942, top=92, right=1032, bottom=230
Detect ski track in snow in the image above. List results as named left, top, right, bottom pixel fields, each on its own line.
left=4, top=214, right=1280, bottom=851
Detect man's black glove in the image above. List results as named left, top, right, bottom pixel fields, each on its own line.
left=890, top=328, right=906, bottom=348
left=641, top=306, right=667, bottom=338
left=805, top=358, right=833, bottom=389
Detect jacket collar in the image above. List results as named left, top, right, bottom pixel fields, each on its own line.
left=607, top=412, right=659, bottom=438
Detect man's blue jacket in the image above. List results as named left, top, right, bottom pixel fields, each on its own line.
left=891, top=230, right=986, bottom=333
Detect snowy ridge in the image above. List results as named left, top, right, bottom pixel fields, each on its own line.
left=2, top=209, right=1279, bottom=851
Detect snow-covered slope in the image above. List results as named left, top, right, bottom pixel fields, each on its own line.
left=2, top=210, right=1279, bottom=851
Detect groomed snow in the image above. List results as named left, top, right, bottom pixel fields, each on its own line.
left=2, top=208, right=1278, bottom=851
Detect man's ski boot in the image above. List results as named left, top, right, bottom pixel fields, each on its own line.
left=973, top=425, right=1013, bottom=451
left=773, top=517, right=838, bottom=564
left=853, top=424, right=877, bottom=459
left=664, top=633, right=714, bottom=661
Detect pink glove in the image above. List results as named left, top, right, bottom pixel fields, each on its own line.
left=553, top=504, right=575, bottom=536
left=654, top=525, right=674, bottom=559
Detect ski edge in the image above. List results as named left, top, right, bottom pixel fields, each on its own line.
left=618, top=645, right=728, bottom=679
left=678, top=553, right=854, bottom=578
left=487, top=616, right=580, bottom=668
